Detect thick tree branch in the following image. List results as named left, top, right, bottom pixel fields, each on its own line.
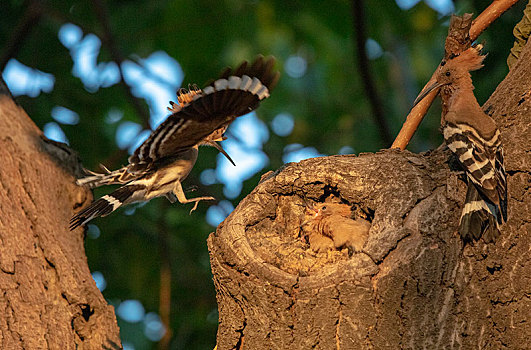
left=391, top=0, right=520, bottom=150
left=0, top=94, right=122, bottom=348
left=351, top=0, right=392, bottom=147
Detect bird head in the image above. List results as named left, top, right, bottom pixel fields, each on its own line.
left=302, top=202, right=352, bottom=226
left=413, top=44, right=486, bottom=106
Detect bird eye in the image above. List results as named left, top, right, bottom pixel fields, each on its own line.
left=321, top=206, right=327, bottom=211
left=445, top=71, right=451, bottom=77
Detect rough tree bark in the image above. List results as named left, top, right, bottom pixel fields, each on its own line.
left=208, top=24, right=531, bottom=350
left=0, top=87, right=121, bottom=348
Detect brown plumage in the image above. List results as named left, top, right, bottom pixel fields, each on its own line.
left=302, top=202, right=370, bottom=253
left=414, top=45, right=507, bottom=242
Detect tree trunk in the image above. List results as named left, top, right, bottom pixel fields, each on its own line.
left=0, top=90, right=122, bottom=349
left=208, top=32, right=531, bottom=350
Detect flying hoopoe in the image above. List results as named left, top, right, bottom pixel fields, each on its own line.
left=70, top=56, right=279, bottom=230
left=414, top=45, right=507, bottom=243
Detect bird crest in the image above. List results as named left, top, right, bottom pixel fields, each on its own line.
left=414, top=45, right=487, bottom=107
left=167, top=84, right=202, bottom=114
left=443, top=44, right=486, bottom=72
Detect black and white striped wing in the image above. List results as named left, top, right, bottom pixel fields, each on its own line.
left=443, top=122, right=504, bottom=204
left=128, top=56, right=279, bottom=173
left=494, top=146, right=508, bottom=222
left=443, top=121, right=508, bottom=241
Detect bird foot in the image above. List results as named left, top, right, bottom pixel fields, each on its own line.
left=188, top=196, right=215, bottom=214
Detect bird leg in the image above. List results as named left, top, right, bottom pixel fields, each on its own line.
left=172, top=181, right=215, bottom=214
left=165, top=192, right=177, bottom=203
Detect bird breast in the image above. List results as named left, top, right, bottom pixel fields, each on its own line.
left=159, top=148, right=198, bottom=182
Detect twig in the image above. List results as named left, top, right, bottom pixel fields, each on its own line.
left=351, top=0, right=392, bottom=146
left=0, top=0, right=45, bottom=71
left=390, top=0, right=520, bottom=150
left=90, top=0, right=151, bottom=129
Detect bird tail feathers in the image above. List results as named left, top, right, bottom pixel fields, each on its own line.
left=459, top=184, right=501, bottom=243
left=70, top=185, right=137, bottom=230
left=77, top=166, right=133, bottom=188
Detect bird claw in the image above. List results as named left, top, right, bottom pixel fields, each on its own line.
left=188, top=196, right=216, bottom=214
left=189, top=202, right=200, bottom=214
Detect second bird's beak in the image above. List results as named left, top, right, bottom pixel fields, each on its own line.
left=207, top=141, right=236, bottom=166
left=301, top=198, right=318, bottom=226
left=413, top=80, right=445, bottom=107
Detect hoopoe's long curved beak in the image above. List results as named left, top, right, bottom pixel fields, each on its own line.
left=301, top=197, right=319, bottom=226
left=206, top=141, right=236, bottom=166
left=413, top=80, right=445, bottom=107
left=301, top=196, right=316, bottom=211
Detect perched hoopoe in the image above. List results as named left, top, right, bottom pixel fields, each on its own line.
left=70, top=56, right=279, bottom=230
left=414, top=45, right=507, bottom=243
left=302, top=202, right=371, bottom=253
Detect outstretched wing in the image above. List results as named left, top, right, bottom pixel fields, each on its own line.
left=128, top=55, right=280, bottom=173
